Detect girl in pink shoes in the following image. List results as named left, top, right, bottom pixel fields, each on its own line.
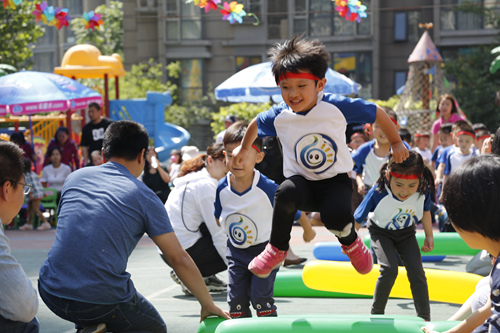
left=233, top=35, right=408, bottom=278
left=354, top=151, right=434, bottom=320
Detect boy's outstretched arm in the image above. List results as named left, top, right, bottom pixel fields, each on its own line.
left=233, top=117, right=259, bottom=165
left=374, top=105, right=409, bottom=163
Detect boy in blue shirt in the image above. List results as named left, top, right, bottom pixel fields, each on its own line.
left=215, top=122, right=306, bottom=318
left=233, top=35, right=408, bottom=278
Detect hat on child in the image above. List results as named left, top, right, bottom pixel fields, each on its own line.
left=181, top=146, right=200, bottom=161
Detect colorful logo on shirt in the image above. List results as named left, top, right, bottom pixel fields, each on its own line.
left=387, top=208, right=418, bottom=230
left=225, top=214, right=258, bottom=247
left=294, top=133, right=337, bottom=174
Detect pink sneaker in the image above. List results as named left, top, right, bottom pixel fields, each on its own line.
left=248, top=243, right=287, bottom=278
left=341, top=235, right=373, bottom=274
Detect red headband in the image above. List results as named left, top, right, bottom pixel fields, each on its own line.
left=251, top=144, right=261, bottom=153
left=390, top=117, right=398, bottom=126
left=414, top=133, right=430, bottom=138
left=278, top=72, right=321, bottom=83
left=456, top=131, right=475, bottom=138
left=477, top=135, right=490, bottom=141
left=389, top=171, right=422, bottom=180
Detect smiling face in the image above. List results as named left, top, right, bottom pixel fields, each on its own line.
left=389, top=175, right=420, bottom=201
left=456, top=134, right=474, bottom=155
left=224, top=142, right=262, bottom=179
left=279, top=71, right=326, bottom=112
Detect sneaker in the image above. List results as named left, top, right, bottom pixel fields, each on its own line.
left=248, top=243, right=287, bottom=278
left=341, top=235, right=373, bottom=274
left=76, top=323, right=106, bottom=333
left=36, top=222, right=51, bottom=231
left=170, top=270, right=193, bottom=296
left=19, top=224, right=33, bottom=231
left=204, top=275, right=227, bottom=292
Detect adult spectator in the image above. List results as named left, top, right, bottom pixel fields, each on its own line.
left=0, top=141, right=39, bottom=332
left=80, top=103, right=113, bottom=166
left=143, top=146, right=171, bottom=204
left=43, top=127, right=80, bottom=170
left=215, top=115, right=237, bottom=144
left=168, top=149, right=183, bottom=183
left=40, top=146, right=72, bottom=204
left=10, top=132, right=37, bottom=166
left=38, top=120, right=229, bottom=333
left=162, top=143, right=228, bottom=295
left=431, top=94, right=466, bottom=152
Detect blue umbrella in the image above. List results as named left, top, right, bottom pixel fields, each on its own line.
left=0, top=71, right=102, bottom=116
left=215, top=62, right=360, bottom=103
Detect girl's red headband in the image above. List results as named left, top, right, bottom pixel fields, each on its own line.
left=388, top=171, right=422, bottom=180
left=414, top=133, right=430, bottom=138
left=389, top=117, right=397, bottom=126
left=477, top=134, right=491, bottom=141
left=278, top=72, right=321, bottom=83
left=456, top=131, right=475, bottom=138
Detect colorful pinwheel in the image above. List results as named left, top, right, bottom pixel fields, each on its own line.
left=334, top=0, right=367, bottom=23
left=2, top=0, right=22, bottom=9
left=220, top=1, right=246, bottom=24
left=83, top=10, right=104, bottom=31
left=51, top=7, right=70, bottom=29
left=203, top=0, right=220, bottom=13
left=32, top=1, right=54, bottom=25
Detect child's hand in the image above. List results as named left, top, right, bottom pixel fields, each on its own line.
left=232, top=145, right=249, bottom=166
left=421, top=236, right=434, bottom=252
left=421, top=327, right=439, bottom=333
left=434, top=177, right=441, bottom=187
left=482, top=137, right=492, bottom=154
left=357, top=183, right=365, bottom=195
left=302, top=228, right=316, bottom=243
left=390, top=142, right=409, bottom=163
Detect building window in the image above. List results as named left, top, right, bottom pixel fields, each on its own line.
left=292, top=0, right=371, bottom=37
left=394, top=71, right=407, bottom=95
left=332, top=52, right=372, bottom=99
left=235, top=56, right=261, bottom=71
left=165, top=0, right=202, bottom=41
left=441, top=0, right=487, bottom=31
left=394, top=11, right=420, bottom=43
left=242, top=0, right=262, bottom=23
left=33, top=52, right=56, bottom=73
left=267, top=0, right=288, bottom=39
left=168, top=59, right=204, bottom=102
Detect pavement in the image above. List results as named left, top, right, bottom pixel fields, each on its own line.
left=7, top=225, right=472, bottom=333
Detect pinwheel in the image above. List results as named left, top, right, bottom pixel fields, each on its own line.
left=82, top=10, right=104, bottom=31
left=333, top=0, right=367, bottom=23
left=32, top=1, right=54, bottom=24
left=220, top=1, right=246, bottom=24
left=50, top=7, right=70, bottom=29
left=2, top=0, right=22, bottom=9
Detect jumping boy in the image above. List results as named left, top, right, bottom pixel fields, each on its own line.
left=233, top=35, right=408, bottom=278
left=216, top=122, right=310, bottom=318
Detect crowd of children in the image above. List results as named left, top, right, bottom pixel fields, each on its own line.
left=2, top=34, right=500, bottom=333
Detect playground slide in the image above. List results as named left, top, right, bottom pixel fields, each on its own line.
left=109, top=91, right=190, bottom=163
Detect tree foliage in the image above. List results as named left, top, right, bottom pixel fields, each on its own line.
left=444, top=46, right=500, bottom=130
left=0, top=2, right=44, bottom=69
left=210, top=102, right=271, bottom=138
left=70, top=1, right=123, bottom=57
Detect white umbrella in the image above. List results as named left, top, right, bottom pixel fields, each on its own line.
left=215, top=62, right=360, bottom=103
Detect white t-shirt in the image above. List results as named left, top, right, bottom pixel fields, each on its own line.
left=40, top=164, right=72, bottom=192
left=413, top=147, right=432, bottom=164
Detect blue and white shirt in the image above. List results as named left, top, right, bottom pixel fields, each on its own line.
left=443, top=146, right=478, bottom=175
left=256, top=92, right=377, bottom=181
left=352, top=140, right=411, bottom=186
left=214, top=170, right=300, bottom=249
left=354, top=185, right=431, bottom=230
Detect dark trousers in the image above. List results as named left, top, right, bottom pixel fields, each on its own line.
left=0, top=315, right=39, bottom=333
left=368, top=222, right=430, bottom=321
left=271, top=173, right=356, bottom=251
left=160, top=223, right=227, bottom=277
left=39, top=281, right=166, bottom=333
left=227, top=241, right=278, bottom=318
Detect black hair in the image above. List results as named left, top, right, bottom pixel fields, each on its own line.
left=223, top=121, right=263, bottom=151
left=54, top=127, right=70, bottom=141
left=179, top=143, right=224, bottom=177
left=398, top=127, right=412, bottom=144
left=436, top=94, right=459, bottom=115
left=103, top=120, right=149, bottom=161
left=473, top=123, right=488, bottom=132
left=47, top=146, right=62, bottom=162
left=376, top=151, right=435, bottom=198
left=492, top=127, right=500, bottom=156
left=382, top=106, right=398, bottom=122
left=442, top=155, right=500, bottom=240
left=452, top=120, right=474, bottom=136
left=0, top=141, right=25, bottom=190
left=438, top=123, right=453, bottom=135
left=88, top=102, right=101, bottom=111
left=10, top=132, right=26, bottom=145
left=23, top=158, right=32, bottom=173
left=476, top=128, right=491, bottom=139
left=269, top=35, right=330, bottom=85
